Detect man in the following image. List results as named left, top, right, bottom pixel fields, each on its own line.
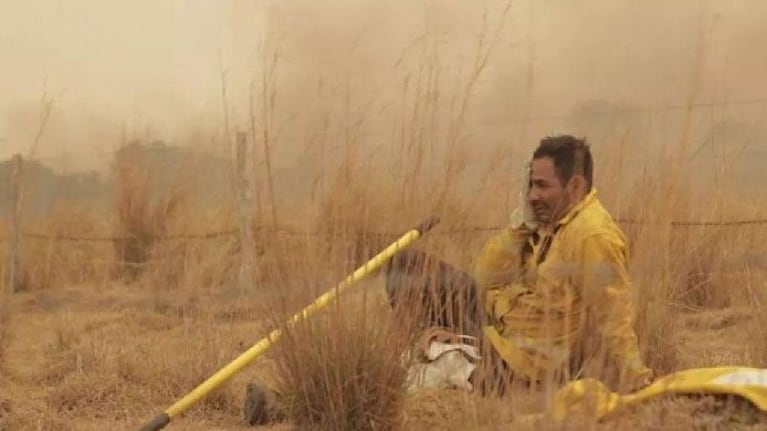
left=244, top=136, right=652, bottom=424
left=473, top=135, right=653, bottom=393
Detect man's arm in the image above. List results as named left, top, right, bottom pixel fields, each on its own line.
left=474, top=227, right=531, bottom=320
left=580, top=233, right=652, bottom=388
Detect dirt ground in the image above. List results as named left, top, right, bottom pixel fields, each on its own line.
left=1, top=280, right=766, bottom=431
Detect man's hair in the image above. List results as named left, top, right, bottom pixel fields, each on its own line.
left=532, top=135, right=593, bottom=191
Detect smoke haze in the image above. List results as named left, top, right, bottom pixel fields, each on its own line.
left=2, top=1, right=767, bottom=173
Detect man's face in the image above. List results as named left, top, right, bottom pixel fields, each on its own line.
left=528, top=157, right=573, bottom=226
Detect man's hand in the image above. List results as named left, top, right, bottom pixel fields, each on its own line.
left=510, top=162, right=538, bottom=232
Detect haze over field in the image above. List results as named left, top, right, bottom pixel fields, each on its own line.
left=2, top=1, right=767, bottom=174
left=4, top=3, right=767, bottom=430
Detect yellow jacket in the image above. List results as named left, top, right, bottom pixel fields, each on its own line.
left=475, top=189, right=651, bottom=386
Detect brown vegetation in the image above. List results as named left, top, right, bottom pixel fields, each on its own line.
left=2, top=3, right=767, bottom=430
left=1, top=138, right=765, bottom=430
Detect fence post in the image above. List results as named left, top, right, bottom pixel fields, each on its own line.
left=236, top=132, right=256, bottom=294
left=9, top=154, right=23, bottom=293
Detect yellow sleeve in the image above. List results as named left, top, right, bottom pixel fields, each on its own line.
left=580, top=233, right=652, bottom=383
left=474, top=227, right=530, bottom=319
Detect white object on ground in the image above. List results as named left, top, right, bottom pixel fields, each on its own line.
left=405, top=341, right=480, bottom=393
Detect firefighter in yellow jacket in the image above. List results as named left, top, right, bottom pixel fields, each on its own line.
left=474, top=135, right=653, bottom=393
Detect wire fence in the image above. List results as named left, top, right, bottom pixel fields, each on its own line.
left=17, top=229, right=240, bottom=242
left=3, top=97, right=767, bottom=283
left=1, top=216, right=766, bottom=244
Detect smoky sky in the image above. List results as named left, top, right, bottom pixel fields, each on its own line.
left=2, top=1, right=767, bottom=171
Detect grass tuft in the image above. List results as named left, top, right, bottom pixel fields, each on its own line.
left=270, top=284, right=412, bottom=431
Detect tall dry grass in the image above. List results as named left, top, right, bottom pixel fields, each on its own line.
left=0, top=291, right=9, bottom=377
left=267, top=280, right=413, bottom=431
left=0, top=92, right=725, bottom=431
left=112, top=142, right=185, bottom=280
left=4, top=123, right=767, bottom=430
left=18, top=204, right=113, bottom=291
left=3, top=9, right=767, bottom=430
left=0, top=219, right=10, bottom=372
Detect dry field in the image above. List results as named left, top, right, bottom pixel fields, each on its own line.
left=1, top=142, right=767, bottom=431
left=2, top=3, right=767, bottom=429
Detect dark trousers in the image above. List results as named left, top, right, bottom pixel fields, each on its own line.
left=384, top=249, right=522, bottom=396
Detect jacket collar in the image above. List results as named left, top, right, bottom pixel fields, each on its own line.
left=555, top=188, right=598, bottom=227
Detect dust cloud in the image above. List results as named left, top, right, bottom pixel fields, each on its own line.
left=1, top=1, right=767, bottom=174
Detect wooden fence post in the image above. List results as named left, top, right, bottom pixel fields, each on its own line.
left=9, top=154, right=23, bottom=293
left=236, top=132, right=256, bottom=294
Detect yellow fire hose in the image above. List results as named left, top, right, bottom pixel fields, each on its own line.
left=138, top=216, right=441, bottom=431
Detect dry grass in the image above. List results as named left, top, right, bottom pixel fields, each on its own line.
left=0, top=292, right=9, bottom=375
left=3, top=12, right=767, bottom=430
left=269, top=287, right=411, bottom=430
left=113, top=141, right=185, bottom=280
left=18, top=204, right=113, bottom=291
left=3, top=147, right=765, bottom=430
left=2, top=157, right=766, bottom=431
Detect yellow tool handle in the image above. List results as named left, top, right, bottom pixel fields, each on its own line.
left=138, top=216, right=440, bottom=431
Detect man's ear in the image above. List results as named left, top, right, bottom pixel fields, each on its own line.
left=567, top=174, right=587, bottom=197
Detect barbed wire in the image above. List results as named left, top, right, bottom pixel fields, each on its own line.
left=17, top=229, right=240, bottom=242
left=2, top=96, right=766, bottom=244
left=1, top=216, right=766, bottom=243
left=13, top=153, right=764, bottom=183
left=620, top=218, right=767, bottom=227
